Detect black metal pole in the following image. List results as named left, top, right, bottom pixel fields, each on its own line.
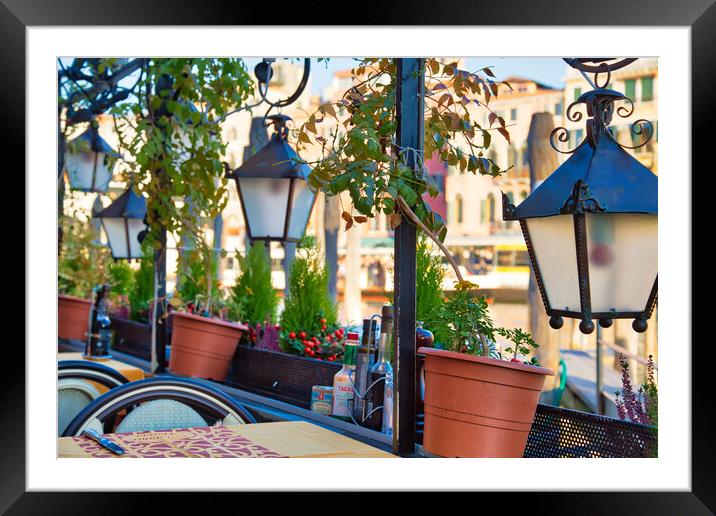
left=154, top=229, right=167, bottom=374
left=393, top=58, right=424, bottom=456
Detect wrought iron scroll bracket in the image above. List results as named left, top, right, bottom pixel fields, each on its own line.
left=551, top=58, right=654, bottom=153
left=560, top=179, right=607, bottom=215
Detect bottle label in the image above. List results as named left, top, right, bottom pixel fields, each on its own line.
left=332, top=379, right=354, bottom=418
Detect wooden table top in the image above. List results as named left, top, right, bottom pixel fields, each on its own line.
left=58, top=421, right=396, bottom=458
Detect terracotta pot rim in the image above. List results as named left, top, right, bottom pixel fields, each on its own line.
left=419, top=347, right=554, bottom=376
left=58, top=294, right=91, bottom=304
left=170, top=311, right=248, bottom=332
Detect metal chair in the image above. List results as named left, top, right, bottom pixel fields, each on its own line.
left=57, top=360, right=130, bottom=436
left=58, top=360, right=130, bottom=390
left=61, top=376, right=257, bottom=437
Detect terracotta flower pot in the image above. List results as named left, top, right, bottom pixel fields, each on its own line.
left=169, top=312, right=247, bottom=381
left=420, top=347, right=554, bottom=458
left=58, top=294, right=91, bottom=341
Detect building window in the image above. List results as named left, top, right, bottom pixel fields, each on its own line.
left=555, top=102, right=562, bottom=116
left=456, top=195, right=464, bottom=224
left=574, top=87, right=582, bottom=102
left=510, top=108, right=517, bottom=121
left=521, top=143, right=529, bottom=167
left=624, top=79, right=636, bottom=100
left=480, top=199, right=486, bottom=224
left=486, top=193, right=495, bottom=224
left=641, top=76, right=654, bottom=101
left=508, top=145, right=517, bottom=168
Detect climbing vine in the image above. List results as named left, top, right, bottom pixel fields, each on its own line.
left=295, top=58, right=513, bottom=243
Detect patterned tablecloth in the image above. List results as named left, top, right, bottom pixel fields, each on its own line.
left=58, top=421, right=396, bottom=459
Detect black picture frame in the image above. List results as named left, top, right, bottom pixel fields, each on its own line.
left=5, top=0, right=709, bottom=511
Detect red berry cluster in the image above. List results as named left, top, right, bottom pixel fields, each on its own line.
left=282, top=317, right=345, bottom=361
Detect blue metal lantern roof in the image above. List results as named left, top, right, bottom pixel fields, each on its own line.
left=71, top=128, right=122, bottom=158
left=232, top=132, right=311, bottom=180
left=505, top=90, right=657, bottom=220
left=95, top=187, right=147, bottom=220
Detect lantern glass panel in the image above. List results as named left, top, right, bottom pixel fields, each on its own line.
left=286, top=180, right=316, bottom=241
left=101, top=217, right=146, bottom=259
left=586, top=213, right=657, bottom=313
left=239, top=177, right=291, bottom=239
left=65, top=151, right=113, bottom=192
left=526, top=214, right=580, bottom=312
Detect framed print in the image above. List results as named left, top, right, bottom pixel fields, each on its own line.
left=4, top=0, right=711, bottom=512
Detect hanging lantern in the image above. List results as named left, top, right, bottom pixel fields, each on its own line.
left=94, top=187, right=148, bottom=260
left=503, top=88, right=657, bottom=334
left=64, top=126, right=121, bottom=193
left=228, top=115, right=316, bottom=244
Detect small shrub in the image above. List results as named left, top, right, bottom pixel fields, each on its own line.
left=279, top=237, right=343, bottom=359
left=227, top=242, right=279, bottom=327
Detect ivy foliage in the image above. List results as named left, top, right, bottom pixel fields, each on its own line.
left=228, top=242, right=280, bottom=326
left=296, top=58, right=512, bottom=240
left=107, top=58, right=254, bottom=246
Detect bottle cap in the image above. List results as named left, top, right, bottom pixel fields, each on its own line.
left=381, top=305, right=394, bottom=320
left=362, top=319, right=372, bottom=333
left=346, top=331, right=360, bottom=341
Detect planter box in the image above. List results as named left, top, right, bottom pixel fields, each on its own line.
left=224, top=346, right=341, bottom=409
left=110, top=316, right=153, bottom=360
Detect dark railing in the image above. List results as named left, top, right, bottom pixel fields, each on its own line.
left=525, top=403, right=657, bottom=458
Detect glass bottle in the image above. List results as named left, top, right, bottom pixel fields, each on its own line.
left=85, top=284, right=112, bottom=360
left=332, top=332, right=359, bottom=421
left=365, top=305, right=393, bottom=431
left=353, top=319, right=377, bottom=423
left=415, top=321, right=434, bottom=443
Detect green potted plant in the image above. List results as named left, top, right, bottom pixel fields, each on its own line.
left=226, top=241, right=280, bottom=347
left=58, top=212, right=111, bottom=341
left=168, top=239, right=247, bottom=382
left=296, top=58, right=553, bottom=456
left=279, top=237, right=345, bottom=361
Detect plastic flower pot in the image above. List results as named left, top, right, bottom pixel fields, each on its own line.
left=58, top=294, right=91, bottom=341
left=420, top=347, right=554, bottom=458
left=169, top=312, right=248, bottom=382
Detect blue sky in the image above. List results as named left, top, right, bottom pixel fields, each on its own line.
left=306, top=57, right=567, bottom=94
left=243, top=57, right=568, bottom=97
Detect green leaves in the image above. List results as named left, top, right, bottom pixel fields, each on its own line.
left=227, top=242, right=279, bottom=326
left=107, top=58, right=254, bottom=246
left=295, top=58, right=511, bottom=241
